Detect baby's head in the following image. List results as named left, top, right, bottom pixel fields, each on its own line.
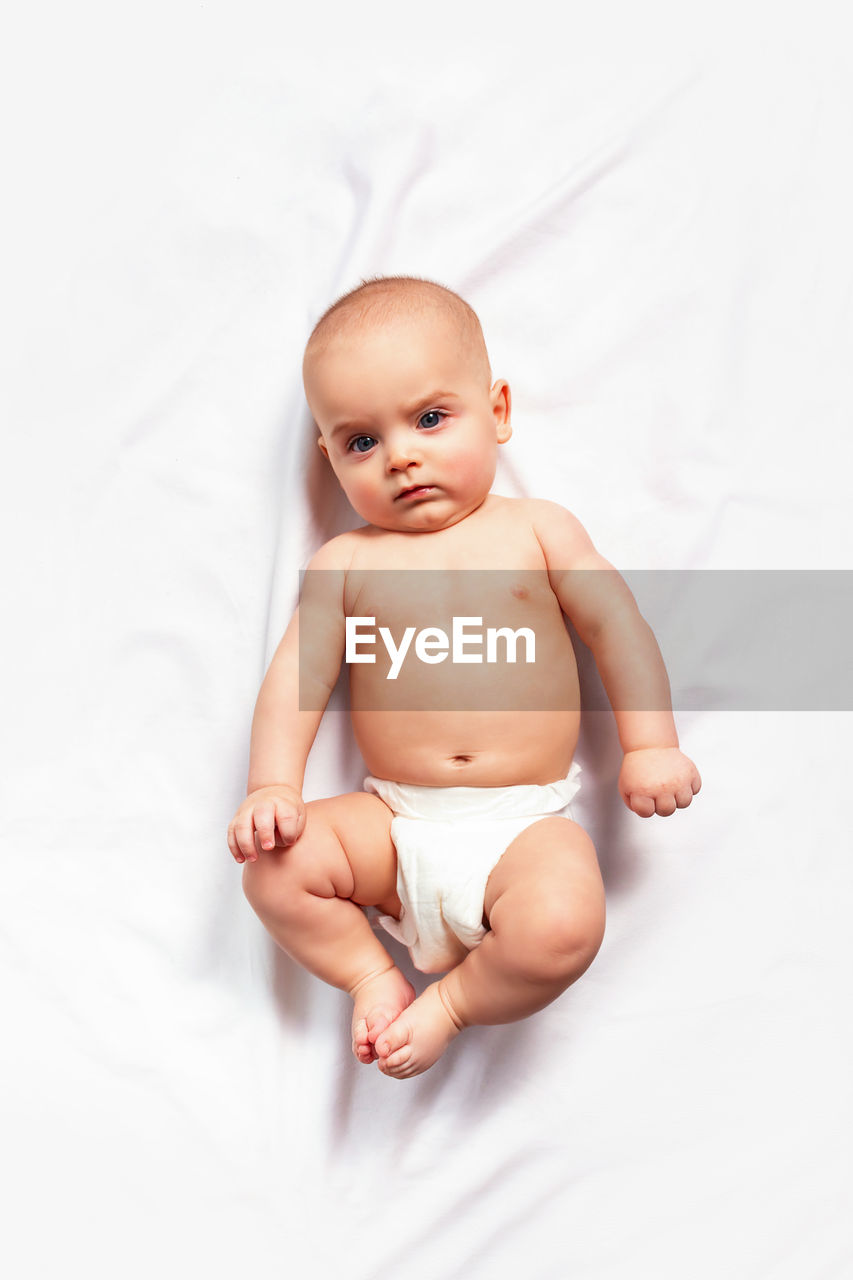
left=303, top=276, right=511, bottom=532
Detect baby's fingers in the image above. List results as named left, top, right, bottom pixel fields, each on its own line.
left=654, top=792, right=677, bottom=817
left=274, top=797, right=305, bottom=846
left=627, top=792, right=656, bottom=819
left=226, top=826, right=242, bottom=863
left=674, top=785, right=695, bottom=809
left=253, top=801, right=279, bottom=852
left=670, top=769, right=701, bottom=812
left=628, top=791, right=678, bottom=818
left=228, top=816, right=257, bottom=863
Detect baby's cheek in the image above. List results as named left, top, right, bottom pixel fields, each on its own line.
left=451, top=453, right=491, bottom=491
left=343, top=476, right=380, bottom=517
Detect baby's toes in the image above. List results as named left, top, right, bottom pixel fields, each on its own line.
left=375, top=1017, right=412, bottom=1062
left=352, top=1019, right=375, bottom=1063
left=365, top=1008, right=394, bottom=1047
left=378, top=1044, right=414, bottom=1077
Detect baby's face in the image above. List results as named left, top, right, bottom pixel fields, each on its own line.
left=306, top=312, right=511, bottom=533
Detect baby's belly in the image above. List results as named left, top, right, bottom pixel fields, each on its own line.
left=345, top=588, right=581, bottom=785
left=351, top=708, right=581, bottom=787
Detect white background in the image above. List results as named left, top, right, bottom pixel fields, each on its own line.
left=2, top=3, right=851, bottom=1277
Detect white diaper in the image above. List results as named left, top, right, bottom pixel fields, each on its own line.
left=364, top=764, right=582, bottom=973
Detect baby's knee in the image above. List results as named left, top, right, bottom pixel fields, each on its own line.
left=241, top=838, right=321, bottom=922
left=513, top=897, right=605, bottom=984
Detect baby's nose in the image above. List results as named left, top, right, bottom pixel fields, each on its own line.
left=385, top=431, right=420, bottom=471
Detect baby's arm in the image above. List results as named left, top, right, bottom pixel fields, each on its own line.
left=227, top=540, right=348, bottom=862
left=532, top=500, right=701, bottom=817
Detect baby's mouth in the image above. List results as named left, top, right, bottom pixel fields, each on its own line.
left=395, top=484, right=435, bottom=501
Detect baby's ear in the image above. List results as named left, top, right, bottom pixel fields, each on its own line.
left=492, top=379, right=512, bottom=442
left=317, top=435, right=330, bottom=459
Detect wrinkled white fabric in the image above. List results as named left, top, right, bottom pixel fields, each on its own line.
left=2, top=8, right=852, bottom=1280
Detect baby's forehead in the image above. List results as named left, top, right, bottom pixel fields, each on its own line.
left=335, top=304, right=453, bottom=348
left=303, top=283, right=491, bottom=396
left=306, top=316, right=459, bottom=386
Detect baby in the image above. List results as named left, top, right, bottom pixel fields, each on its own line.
left=227, top=275, right=701, bottom=1079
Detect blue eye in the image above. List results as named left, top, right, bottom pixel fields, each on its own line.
left=349, top=435, right=376, bottom=453
left=419, top=410, right=444, bottom=429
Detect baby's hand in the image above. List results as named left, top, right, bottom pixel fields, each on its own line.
left=227, top=785, right=306, bottom=863
left=618, top=748, right=701, bottom=819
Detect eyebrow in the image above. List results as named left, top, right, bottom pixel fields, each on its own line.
left=327, top=390, right=460, bottom=440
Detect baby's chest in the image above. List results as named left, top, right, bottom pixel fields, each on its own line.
left=346, top=514, right=554, bottom=629
left=346, top=565, right=559, bottom=640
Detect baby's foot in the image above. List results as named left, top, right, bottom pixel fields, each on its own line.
left=374, top=981, right=464, bottom=1079
left=350, top=966, right=416, bottom=1065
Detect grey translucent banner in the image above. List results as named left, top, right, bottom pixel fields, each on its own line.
left=298, top=570, right=853, bottom=711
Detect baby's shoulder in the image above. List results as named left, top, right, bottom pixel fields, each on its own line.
left=497, top=496, right=598, bottom=565
left=492, top=494, right=587, bottom=535
left=305, top=524, right=399, bottom=573
left=304, top=528, right=363, bottom=572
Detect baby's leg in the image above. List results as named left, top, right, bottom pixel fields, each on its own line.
left=241, top=792, right=414, bottom=1064
left=375, top=817, right=605, bottom=1078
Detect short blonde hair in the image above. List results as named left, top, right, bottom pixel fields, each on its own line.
left=303, top=275, right=491, bottom=384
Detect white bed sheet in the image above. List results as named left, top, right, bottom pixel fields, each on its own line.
left=2, top=5, right=851, bottom=1277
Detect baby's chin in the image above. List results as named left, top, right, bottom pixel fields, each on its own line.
left=367, top=496, right=490, bottom=534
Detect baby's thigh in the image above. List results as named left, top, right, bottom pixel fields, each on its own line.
left=310, top=791, right=399, bottom=912
left=245, top=792, right=400, bottom=916
left=483, top=817, right=605, bottom=954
